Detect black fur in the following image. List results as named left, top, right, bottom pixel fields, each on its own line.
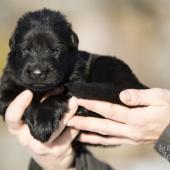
left=0, top=9, right=147, bottom=142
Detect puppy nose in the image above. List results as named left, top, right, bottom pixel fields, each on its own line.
left=31, top=69, right=47, bottom=80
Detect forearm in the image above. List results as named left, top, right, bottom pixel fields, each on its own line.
left=29, top=159, right=75, bottom=170
left=154, top=123, right=170, bottom=162
left=30, top=147, right=75, bottom=170
left=29, top=145, right=113, bottom=170
left=30, top=155, right=75, bottom=170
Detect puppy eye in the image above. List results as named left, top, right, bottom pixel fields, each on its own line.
left=51, top=48, right=60, bottom=54
left=21, top=48, right=30, bottom=54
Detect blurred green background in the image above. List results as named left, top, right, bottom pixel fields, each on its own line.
left=0, top=0, right=170, bottom=170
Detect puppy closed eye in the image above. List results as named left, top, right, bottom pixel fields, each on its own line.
left=21, top=48, right=31, bottom=55
left=50, top=47, right=63, bottom=57
left=15, top=48, right=30, bottom=58
left=51, top=48, right=60, bottom=54
left=50, top=44, right=66, bottom=55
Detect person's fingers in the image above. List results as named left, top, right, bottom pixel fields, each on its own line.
left=78, top=133, right=154, bottom=145
left=68, top=116, right=130, bottom=137
left=63, top=97, right=79, bottom=124
left=5, top=90, right=33, bottom=130
left=119, top=88, right=169, bottom=106
left=79, top=133, right=136, bottom=145
left=78, top=99, right=130, bottom=123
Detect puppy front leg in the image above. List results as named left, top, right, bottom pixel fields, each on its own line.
left=66, top=82, right=122, bottom=104
left=24, top=94, right=70, bottom=142
left=66, top=81, right=147, bottom=104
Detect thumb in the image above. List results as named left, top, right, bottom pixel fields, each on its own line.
left=119, top=88, right=167, bottom=106
left=5, top=90, right=33, bottom=130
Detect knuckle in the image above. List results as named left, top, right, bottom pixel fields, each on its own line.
left=102, top=138, right=111, bottom=146
left=5, top=113, right=15, bottom=124
left=6, top=114, right=20, bottom=127
left=133, top=141, right=143, bottom=146
left=133, top=136, right=141, bottom=143
left=105, top=104, right=115, bottom=119
left=132, top=131, right=143, bottom=143
left=100, top=139, right=107, bottom=145
left=129, top=90, right=141, bottom=105
left=99, top=123, right=108, bottom=135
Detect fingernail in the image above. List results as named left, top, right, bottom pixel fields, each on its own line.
left=68, top=97, right=78, bottom=110
left=21, top=90, right=32, bottom=102
left=120, top=90, right=131, bottom=102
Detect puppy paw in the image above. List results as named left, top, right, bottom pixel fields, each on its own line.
left=26, top=104, right=65, bottom=142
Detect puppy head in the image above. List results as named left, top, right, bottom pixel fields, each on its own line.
left=8, top=9, right=79, bottom=92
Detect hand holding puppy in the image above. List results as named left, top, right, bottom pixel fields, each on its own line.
left=5, top=90, right=78, bottom=170
left=68, top=88, right=170, bottom=145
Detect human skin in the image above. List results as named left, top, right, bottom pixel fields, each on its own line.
left=68, top=88, right=170, bottom=146
left=5, top=90, right=78, bottom=170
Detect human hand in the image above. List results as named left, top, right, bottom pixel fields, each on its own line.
left=67, top=88, right=170, bottom=146
left=5, top=90, right=79, bottom=170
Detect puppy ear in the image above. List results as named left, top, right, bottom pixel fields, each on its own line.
left=70, top=31, right=79, bottom=49
left=9, top=33, right=16, bottom=52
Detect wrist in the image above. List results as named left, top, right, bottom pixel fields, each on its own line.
left=41, top=148, right=75, bottom=170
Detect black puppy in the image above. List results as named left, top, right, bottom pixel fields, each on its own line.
left=0, top=9, right=147, bottom=142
